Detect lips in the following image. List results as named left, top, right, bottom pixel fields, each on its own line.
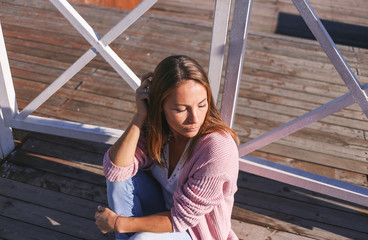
left=185, top=127, right=199, bottom=132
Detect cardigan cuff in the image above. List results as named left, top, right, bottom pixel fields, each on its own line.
left=103, top=149, right=135, bottom=182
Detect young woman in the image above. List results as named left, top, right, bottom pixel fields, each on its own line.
left=95, top=55, right=240, bottom=240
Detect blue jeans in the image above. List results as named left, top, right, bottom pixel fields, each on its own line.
left=106, top=170, right=192, bottom=240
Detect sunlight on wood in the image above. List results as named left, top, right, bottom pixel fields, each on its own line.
left=46, top=216, right=61, bottom=226
left=27, top=152, right=104, bottom=175
left=71, top=0, right=142, bottom=10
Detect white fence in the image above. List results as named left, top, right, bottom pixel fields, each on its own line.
left=1, top=0, right=368, bottom=207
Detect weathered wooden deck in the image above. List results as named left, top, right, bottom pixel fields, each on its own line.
left=0, top=0, right=368, bottom=239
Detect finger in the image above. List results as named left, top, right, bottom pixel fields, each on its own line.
left=136, top=81, right=151, bottom=95
left=140, top=72, right=153, bottom=82
left=140, top=78, right=152, bottom=89
left=96, top=224, right=106, bottom=234
left=95, top=210, right=101, bottom=219
left=136, top=89, right=150, bottom=98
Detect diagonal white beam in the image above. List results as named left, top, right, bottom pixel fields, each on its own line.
left=16, top=0, right=156, bottom=120
left=17, top=50, right=96, bottom=120
left=293, top=0, right=368, bottom=117
left=50, top=0, right=142, bottom=89
left=239, top=84, right=368, bottom=156
left=98, top=0, right=158, bottom=46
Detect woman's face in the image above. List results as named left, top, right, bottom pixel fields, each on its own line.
left=163, top=80, right=208, bottom=141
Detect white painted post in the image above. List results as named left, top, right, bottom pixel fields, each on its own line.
left=220, top=0, right=252, bottom=127
left=0, top=110, right=14, bottom=159
left=0, top=22, right=17, bottom=158
left=208, top=0, right=232, bottom=104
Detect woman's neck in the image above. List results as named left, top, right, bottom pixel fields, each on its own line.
left=170, top=132, right=190, bottom=146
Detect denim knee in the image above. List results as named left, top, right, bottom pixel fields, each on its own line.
left=129, top=231, right=192, bottom=240
left=106, top=170, right=165, bottom=217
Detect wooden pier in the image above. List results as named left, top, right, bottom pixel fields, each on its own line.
left=0, top=0, right=367, bottom=239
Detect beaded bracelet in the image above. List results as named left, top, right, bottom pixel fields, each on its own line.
left=114, top=214, right=125, bottom=233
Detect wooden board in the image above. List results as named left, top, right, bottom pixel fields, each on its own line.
left=234, top=171, right=368, bottom=239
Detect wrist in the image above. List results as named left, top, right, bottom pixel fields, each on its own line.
left=131, top=114, right=146, bottom=129
left=114, top=215, right=126, bottom=233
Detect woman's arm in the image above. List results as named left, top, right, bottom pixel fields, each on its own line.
left=95, top=207, right=173, bottom=234
left=118, top=212, right=173, bottom=233
left=108, top=74, right=152, bottom=167
left=171, top=132, right=239, bottom=233
left=108, top=114, right=145, bottom=167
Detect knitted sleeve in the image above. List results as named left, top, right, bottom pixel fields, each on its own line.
left=103, top=134, right=154, bottom=182
left=170, top=132, right=239, bottom=233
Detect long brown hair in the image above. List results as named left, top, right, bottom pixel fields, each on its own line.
left=146, top=55, right=239, bottom=165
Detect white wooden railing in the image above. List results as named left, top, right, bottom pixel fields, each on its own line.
left=0, top=0, right=367, bottom=207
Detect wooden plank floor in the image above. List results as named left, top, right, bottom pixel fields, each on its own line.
left=0, top=0, right=368, bottom=239
left=1, top=129, right=368, bottom=239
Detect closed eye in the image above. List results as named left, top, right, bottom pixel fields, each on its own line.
left=174, top=108, right=186, bottom=113
left=198, top=98, right=207, bottom=108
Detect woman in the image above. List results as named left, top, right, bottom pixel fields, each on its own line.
left=95, top=55, right=239, bottom=240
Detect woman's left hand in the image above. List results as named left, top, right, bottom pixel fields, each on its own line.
left=95, top=206, right=117, bottom=234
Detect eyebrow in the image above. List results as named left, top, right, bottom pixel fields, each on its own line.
left=199, top=98, right=207, bottom=104
left=174, top=98, right=207, bottom=106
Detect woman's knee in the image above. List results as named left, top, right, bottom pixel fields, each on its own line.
left=106, top=177, right=143, bottom=217
left=106, top=170, right=163, bottom=217
left=129, top=231, right=192, bottom=240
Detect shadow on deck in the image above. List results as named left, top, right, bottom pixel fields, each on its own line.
left=276, top=12, right=368, bottom=49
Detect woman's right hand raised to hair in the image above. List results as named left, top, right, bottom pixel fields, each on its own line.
left=108, top=72, right=153, bottom=166
left=134, top=72, right=153, bottom=127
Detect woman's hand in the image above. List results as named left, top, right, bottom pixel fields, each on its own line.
left=134, top=72, right=153, bottom=126
left=95, top=206, right=118, bottom=234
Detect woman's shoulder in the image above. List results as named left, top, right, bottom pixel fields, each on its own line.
left=199, top=130, right=237, bottom=149
left=189, top=131, right=239, bottom=176
left=194, top=131, right=238, bottom=160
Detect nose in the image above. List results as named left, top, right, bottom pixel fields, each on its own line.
left=187, top=109, right=199, bottom=124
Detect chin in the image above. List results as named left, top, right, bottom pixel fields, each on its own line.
left=172, top=127, right=201, bottom=140
left=183, top=130, right=200, bottom=138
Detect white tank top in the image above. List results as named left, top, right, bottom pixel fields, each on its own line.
left=150, top=141, right=190, bottom=210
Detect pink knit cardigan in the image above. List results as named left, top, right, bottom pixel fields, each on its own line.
left=103, top=131, right=239, bottom=240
